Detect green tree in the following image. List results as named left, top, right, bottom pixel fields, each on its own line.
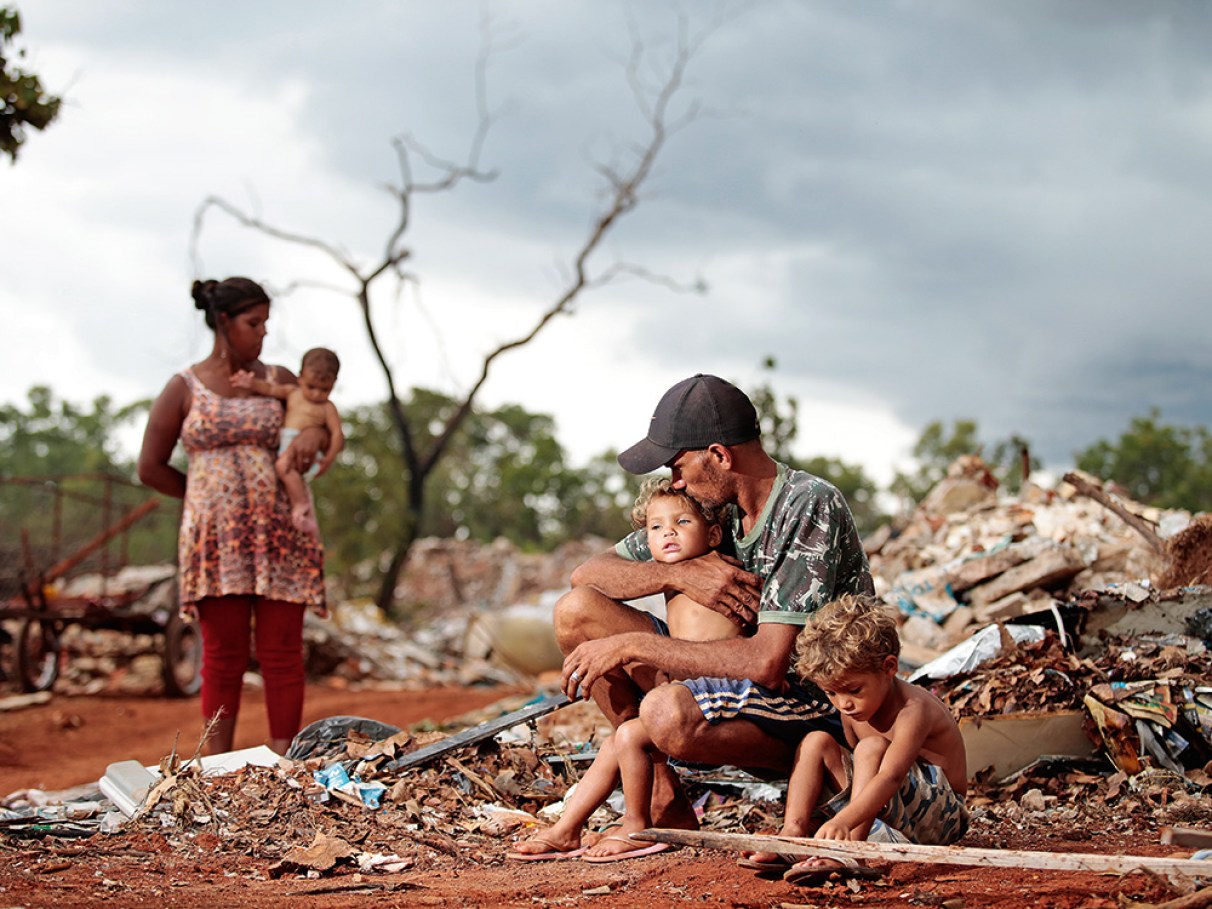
left=745, top=360, right=888, bottom=535
left=1075, top=408, right=1212, bottom=512
left=550, top=449, right=635, bottom=543
left=0, top=386, right=142, bottom=477
left=433, top=400, right=571, bottom=548
left=889, top=419, right=982, bottom=510
left=1, top=7, right=61, bottom=163
left=748, top=358, right=799, bottom=462
left=989, top=433, right=1039, bottom=496
left=796, top=454, right=885, bottom=537
left=889, top=419, right=1043, bottom=513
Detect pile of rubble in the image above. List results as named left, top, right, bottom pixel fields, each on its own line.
left=866, top=459, right=1207, bottom=660
left=4, top=680, right=1209, bottom=884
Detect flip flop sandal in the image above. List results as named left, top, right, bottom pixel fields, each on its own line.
left=736, top=853, right=796, bottom=873
left=581, top=836, right=674, bottom=863
left=505, top=837, right=588, bottom=862
left=582, top=821, right=640, bottom=849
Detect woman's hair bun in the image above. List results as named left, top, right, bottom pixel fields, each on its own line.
left=191, top=279, right=217, bottom=312
left=192, top=276, right=268, bottom=330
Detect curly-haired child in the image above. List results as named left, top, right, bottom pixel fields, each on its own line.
left=508, top=478, right=744, bottom=862
left=745, top=593, right=968, bottom=885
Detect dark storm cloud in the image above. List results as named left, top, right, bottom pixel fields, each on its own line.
left=593, top=2, right=1212, bottom=470
left=13, top=0, right=1212, bottom=475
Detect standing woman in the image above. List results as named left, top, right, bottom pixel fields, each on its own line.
left=138, top=277, right=326, bottom=756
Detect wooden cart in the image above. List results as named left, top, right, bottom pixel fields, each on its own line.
left=0, top=474, right=200, bottom=697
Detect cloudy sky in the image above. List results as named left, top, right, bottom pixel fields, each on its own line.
left=5, top=1, right=1211, bottom=486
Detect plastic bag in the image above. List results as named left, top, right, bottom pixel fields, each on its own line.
left=285, top=715, right=402, bottom=761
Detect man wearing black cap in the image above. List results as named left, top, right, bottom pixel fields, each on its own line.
left=554, top=374, right=874, bottom=832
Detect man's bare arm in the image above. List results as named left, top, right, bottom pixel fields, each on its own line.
left=561, top=622, right=799, bottom=699
left=571, top=550, right=761, bottom=625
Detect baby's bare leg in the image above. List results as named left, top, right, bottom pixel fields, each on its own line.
left=509, top=736, right=622, bottom=857
left=276, top=452, right=318, bottom=537
left=583, top=718, right=658, bottom=858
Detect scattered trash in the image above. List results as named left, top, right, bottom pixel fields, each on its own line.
left=5, top=465, right=1212, bottom=890
left=313, top=762, right=388, bottom=808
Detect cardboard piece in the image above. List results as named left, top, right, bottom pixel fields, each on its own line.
left=959, top=710, right=1096, bottom=781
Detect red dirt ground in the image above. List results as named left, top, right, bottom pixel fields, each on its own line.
left=0, top=684, right=1199, bottom=909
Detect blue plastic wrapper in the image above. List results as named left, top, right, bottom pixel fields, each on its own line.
left=355, top=782, right=387, bottom=809
left=312, top=763, right=387, bottom=808
left=313, top=763, right=351, bottom=789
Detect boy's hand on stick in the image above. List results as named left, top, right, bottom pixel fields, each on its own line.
left=814, top=819, right=851, bottom=841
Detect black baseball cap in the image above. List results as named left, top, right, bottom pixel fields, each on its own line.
left=617, top=374, right=761, bottom=475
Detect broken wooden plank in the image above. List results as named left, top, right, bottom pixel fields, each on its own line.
left=381, top=692, right=570, bottom=772
left=631, top=828, right=1212, bottom=882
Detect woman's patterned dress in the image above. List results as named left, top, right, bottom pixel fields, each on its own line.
left=177, top=368, right=324, bottom=609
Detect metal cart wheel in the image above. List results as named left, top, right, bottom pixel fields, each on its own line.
left=161, top=611, right=202, bottom=698
left=15, top=618, right=61, bottom=693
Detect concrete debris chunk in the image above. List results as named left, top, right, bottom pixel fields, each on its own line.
left=869, top=458, right=1195, bottom=652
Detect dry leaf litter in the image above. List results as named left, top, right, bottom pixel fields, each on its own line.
left=4, top=462, right=1212, bottom=884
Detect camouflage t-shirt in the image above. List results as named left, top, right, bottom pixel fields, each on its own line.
left=615, top=462, right=874, bottom=625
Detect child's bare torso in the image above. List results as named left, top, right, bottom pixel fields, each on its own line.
left=283, top=390, right=331, bottom=431
left=850, top=679, right=968, bottom=795
left=665, top=593, right=742, bottom=642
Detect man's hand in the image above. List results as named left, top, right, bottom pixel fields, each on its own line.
left=560, top=635, right=638, bottom=701
left=675, top=551, right=762, bottom=626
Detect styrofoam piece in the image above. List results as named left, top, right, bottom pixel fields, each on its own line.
left=99, top=761, right=156, bottom=817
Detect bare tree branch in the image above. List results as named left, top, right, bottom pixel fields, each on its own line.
left=190, top=11, right=724, bottom=610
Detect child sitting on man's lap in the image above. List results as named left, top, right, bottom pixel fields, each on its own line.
left=507, top=477, right=746, bottom=863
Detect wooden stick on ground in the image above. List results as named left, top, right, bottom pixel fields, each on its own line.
left=633, top=828, right=1211, bottom=886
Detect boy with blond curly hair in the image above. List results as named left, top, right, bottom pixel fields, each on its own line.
left=745, top=593, right=968, bottom=885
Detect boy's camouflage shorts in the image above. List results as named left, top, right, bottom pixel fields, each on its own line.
left=821, top=752, right=969, bottom=846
